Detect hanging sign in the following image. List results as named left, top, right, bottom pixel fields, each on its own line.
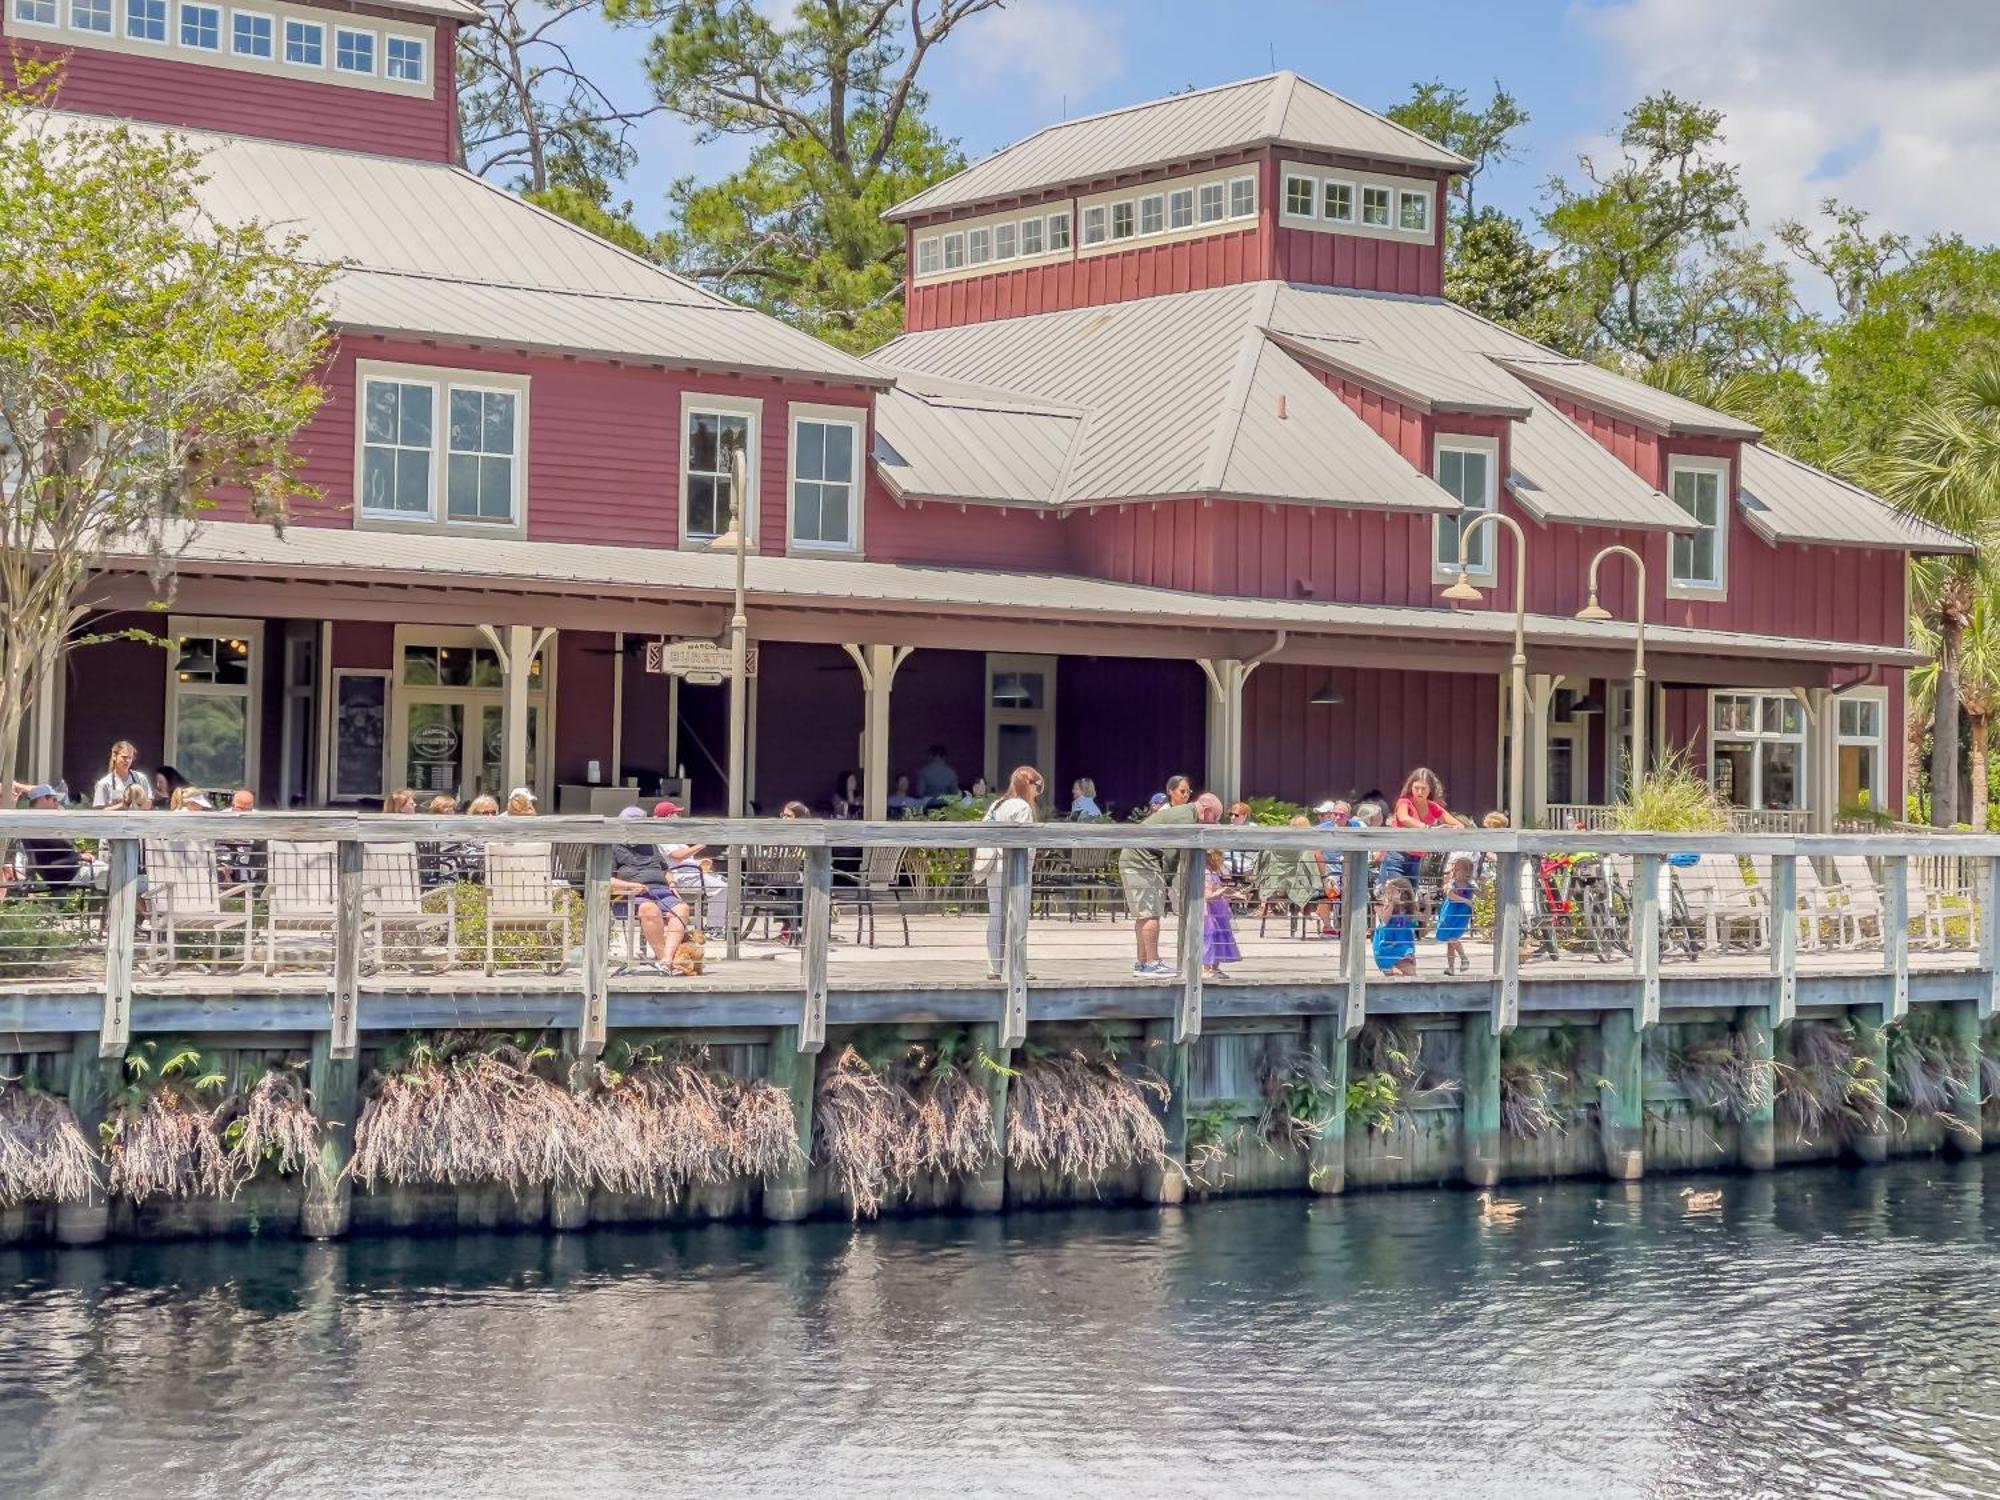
left=645, top=639, right=757, bottom=678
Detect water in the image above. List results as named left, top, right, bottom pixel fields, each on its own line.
left=4, top=1160, right=2000, bottom=1498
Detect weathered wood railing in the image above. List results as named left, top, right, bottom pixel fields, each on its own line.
left=1, top=812, right=1996, bottom=1065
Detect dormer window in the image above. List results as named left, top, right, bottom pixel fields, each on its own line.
left=283, top=16, right=323, bottom=66
left=1228, top=176, right=1256, bottom=218
left=1361, top=186, right=1391, bottom=227
left=125, top=0, right=167, bottom=42
left=385, top=33, right=425, bottom=80
left=231, top=9, right=272, bottom=54
left=1019, top=217, right=1043, bottom=256
left=70, top=0, right=111, bottom=34
left=994, top=222, right=1016, bottom=260
left=967, top=227, right=991, bottom=265
left=1197, top=182, right=1224, bottom=224
left=178, top=1, right=218, bottom=48
left=915, top=237, right=941, bottom=276
left=1398, top=189, right=1431, bottom=233
left=1047, top=211, right=1071, bottom=250
left=1323, top=181, right=1354, bottom=222
left=12, top=0, right=58, bottom=27
left=1081, top=206, right=1107, bottom=245
left=1136, top=194, right=1162, bottom=235
left=334, top=25, right=375, bottom=74
left=1168, top=188, right=1194, bottom=229
left=1285, top=175, right=1315, bottom=216
left=942, top=232, right=965, bottom=269
left=1110, top=201, right=1135, bottom=240
left=1668, top=455, right=1729, bottom=596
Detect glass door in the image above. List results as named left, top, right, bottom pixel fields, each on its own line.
left=404, top=701, right=465, bottom=798
left=985, top=653, right=1057, bottom=792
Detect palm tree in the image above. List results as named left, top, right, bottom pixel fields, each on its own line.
left=1874, top=356, right=2000, bottom=826
left=1911, top=586, right=2000, bottom=829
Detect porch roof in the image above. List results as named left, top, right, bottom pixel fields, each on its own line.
left=99, top=521, right=1924, bottom=671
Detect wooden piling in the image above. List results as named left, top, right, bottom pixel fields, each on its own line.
left=302, top=1030, right=359, bottom=1240
left=1948, top=999, right=1984, bottom=1159
left=1738, top=1009, right=1777, bottom=1173
left=1854, top=1008, right=1891, bottom=1165
left=1598, top=1008, right=1645, bottom=1181
left=1305, top=1012, right=1347, bottom=1194
left=1460, top=1013, right=1500, bottom=1189
left=960, top=1021, right=1012, bottom=1213
left=762, top=1024, right=816, bottom=1222
left=1143, top=1018, right=1189, bottom=1205
left=55, top=1031, right=118, bottom=1246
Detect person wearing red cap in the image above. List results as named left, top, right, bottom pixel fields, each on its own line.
left=654, top=799, right=727, bottom=936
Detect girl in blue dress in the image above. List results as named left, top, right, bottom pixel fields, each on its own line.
left=1372, top=877, right=1419, bottom=976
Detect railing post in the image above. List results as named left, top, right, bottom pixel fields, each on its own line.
left=1631, top=853, right=1660, bottom=1030
left=1980, top=854, right=2000, bottom=1022
left=331, top=839, right=363, bottom=1061
left=1175, top=844, right=1204, bottom=1042
left=1493, top=851, right=1521, bottom=1035
left=577, top=843, right=612, bottom=1061
left=1339, top=850, right=1367, bottom=1037
left=1769, top=852, right=1797, bottom=1026
left=762, top=1025, right=816, bottom=1221
left=99, top=837, right=139, bottom=1059
left=1883, top=853, right=1909, bottom=1023
left=303, top=1027, right=359, bottom=1239
left=1598, top=1008, right=1643, bottom=1181
left=1305, top=1011, right=1347, bottom=1194
left=799, top=845, right=832, bottom=1054
left=1001, top=846, right=1030, bottom=1049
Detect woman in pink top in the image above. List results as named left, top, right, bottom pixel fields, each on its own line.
left=1383, top=767, right=1453, bottom=885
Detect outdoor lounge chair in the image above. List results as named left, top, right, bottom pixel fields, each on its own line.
left=1748, top=855, right=1841, bottom=953
left=1827, top=855, right=1886, bottom=949
left=362, top=841, right=455, bottom=971
left=1673, top=853, right=1766, bottom=952
left=265, top=839, right=339, bottom=973
left=483, top=841, right=571, bottom=974
left=141, top=837, right=254, bottom=974
left=1908, top=856, right=1976, bottom=950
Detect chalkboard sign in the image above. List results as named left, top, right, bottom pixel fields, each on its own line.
left=333, top=671, right=388, bottom=801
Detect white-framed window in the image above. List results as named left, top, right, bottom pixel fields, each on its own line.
left=1323, top=180, right=1354, bottom=222
left=1668, top=455, right=1729, bottom=594
left=384, top=32, right=424, bottom=80
left=680, top=393, right=760, bottom=547
left=231, top=9, right=271, bottom=56
left=1399, top=189, right=1431, bottom=233
left=125, top=0, right=166, bottom=41
left=165, top=618, right=263, bottom=796
left=1138, top=194, right=1164, bottom=235
left=1710, top=692, right=1805, bottom=811
left=11, top=0, right=59, bottom=27
left=1081, top=205, right=1107, bottom=245
left=1432, top=434, right=1498, bottom=578
left=1047, top=211, right=1071, bottom=250
left=1836, top=689, right=1888, bottom=815
left=1228, top=175, right=1257, bottom=218
left=334, top=25, right=374, bottom=73
left=1019, top=217, right=1044, bottom=256
left=941, top=232, right=965, bottom=270
left=994, top=222, right=1016, bottom=260
left=1284, top=174, right=1316, bottom=216
left=283, top=16, right=322, bottom=65
left=1168, top=188, right=1194, bottom=229
left=915, top=237, right=941, bottom=276
left=1110, top=201, right=1135, bottom=240
left=70, top=0, right=111, bottom=33
left=1361, top=185, right=1391, bottom=227
left=967, top=227, right=991, bottom=265
left=178, top=0, right=219, bottom=47
left=1197, top=182, right=1224, bottom=223
left=789, top=404, right=864, bottom=553
left=356, top=362, right=528, bottom=533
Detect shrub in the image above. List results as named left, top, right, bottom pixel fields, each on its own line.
left=1244, top=795, right=1309, bottom=826
left=1777, top=1020, right=1884, bottom=1143
left=0, top=897, right=91, bottom=976
left=1668, top=1025, right=1775, bottom=1123
left=103, top=1038, right=232, bottom=1201
left=580, top=1039, right=799, bottom=1196
left=1607, top=750, right=1729, bottom=833
left=1884, top=1011, right=1977, bottom=1140
left=1255, top=1044, right=1342, bottom=1149
left=1346, top=1022, right=1459, bottom=1132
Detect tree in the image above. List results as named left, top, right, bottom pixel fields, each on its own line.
left=1385, top=79, right=1527, bottom=230
left=457, top=0, right=662, bottom=198
left=1910, top=584, right=2000, bottom=830
left=1443, top=208, right=1576, bottom=348
left=1873, top=356, right=2000, bottom=827
left=0, top=71, right=333, bottom=796
left=1776, top=198, right=1910, bottom=319
left=604, top=0, right=996, bottom=349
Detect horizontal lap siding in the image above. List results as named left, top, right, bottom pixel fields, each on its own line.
left=866, top=487, right=1076, bottom=570
left=3, top=16, right=457, bottom=161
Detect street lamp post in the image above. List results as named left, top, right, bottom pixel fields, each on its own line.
left=707, top=445, right=751, bottom=961
left=1575, top=544, right=1648, bottom=802
left=1440, top=511, right=1530, bottom=825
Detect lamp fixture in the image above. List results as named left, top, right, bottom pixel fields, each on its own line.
left=1575, top=591, right=1613, bottom=623
left=1309, top=680, right=1343, bottom=706
left=1567, top=691, right=1605, bottom=717
left=1440, top=570, right=1483, bottom=603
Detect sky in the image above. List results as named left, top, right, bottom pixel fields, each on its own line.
left=563, top=0, right=2000, bottom=271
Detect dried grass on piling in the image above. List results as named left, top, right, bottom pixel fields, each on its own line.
left=0, top=1088, right=98, bottom=1206
left=1008, top=1047, right=1169, bottom=1182
left=214, top=1067, right=324, bottom=1194
left=1668, top=1027, right=1775, bottom=1123
left=813, top=1041, right=994, bottom=1219
left=579, top=1045, right=799, bottom=1197
left=1346, top=1022, right=1460, bottom=1133
left=1776, top=1021, right=1884, bottom=1143
left=106, top=1090, right=230, bottom=1201
left=1883, top=1014, right=1978, bottom=1142
left=1499, top=1057, right=1568, bottom=1140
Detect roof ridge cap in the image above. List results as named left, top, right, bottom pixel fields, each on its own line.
left=1263, top=70, right=1299, bottom=137
left=1200, top=287, right=1283, bottom=493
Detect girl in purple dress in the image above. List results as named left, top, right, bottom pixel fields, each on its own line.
left=1202, top=849, right=1241, bottom=978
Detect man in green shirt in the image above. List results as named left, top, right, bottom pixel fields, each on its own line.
left=1119, top=774, right=1196, bottom=975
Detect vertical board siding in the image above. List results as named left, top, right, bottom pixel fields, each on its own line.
left=2, top=13, right=458, bottom=162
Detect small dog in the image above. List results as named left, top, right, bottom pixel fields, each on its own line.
left=670, top=931, right=706, bottom=976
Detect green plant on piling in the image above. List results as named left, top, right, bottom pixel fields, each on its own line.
left=1883, top=1010, right=1979, bottom=1142
left=814, top=1028, right=997, bottom=1219
left=1776, top=1019, right=1887, bottom=1144
left=1499, top=1026, right=1592, bottom=1141
left=1255, top=1044, right=1343, bottom=1150
left=102, top=1037, right=233, bottom=1200
left=1668, top=1023, right=1776, bottom=1123
left=1184, top=1101, right=1251, bottom=1189
left=1345, top=1022, right=1460, bottom=1133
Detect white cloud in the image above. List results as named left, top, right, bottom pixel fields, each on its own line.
left=957, top=0, right=1127, bottom=114
left=1583, top=0, right=2000, bottom=253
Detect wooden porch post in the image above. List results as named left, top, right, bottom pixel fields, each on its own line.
left=843, top=644, right=912, bottom=821
left=1527, top=674, right=1557, bottom=827
left=482, top=623, right=554, bottom=798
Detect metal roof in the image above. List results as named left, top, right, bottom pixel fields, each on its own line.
left=102, top=521, right=1921, bottom=668
left=1264, top=329, right=1531, bottom=417
left=1506, top=388, right=1691, bottom=533
left=872, top=380, right=1082, bottom=506
left=876, top=284, right=1455, bottom=513
left=357, top=0, right=483, bottom=20
left=1739, top=444, right=1974, bottom=555
left=1492, top=356, right=1764, bottom=440
left=50, top=113, right=878, bottom=385
left=886, top=71, right=1467, bottom=222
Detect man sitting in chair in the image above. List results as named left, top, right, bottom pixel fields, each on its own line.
left=610, top=806, right=690, bottom=973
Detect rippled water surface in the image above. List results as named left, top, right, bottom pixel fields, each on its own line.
left=5, top=1159, right=2000, bottom=1497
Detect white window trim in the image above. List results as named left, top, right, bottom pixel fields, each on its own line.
left=383, top=30, right=424, bottom=79
left=332, top=23, right=375, bottom=74
left=124, top=0, right=169, bottom=44
left=1196, top=182, right=1225, bottom=224
left=178, top=0, right=220, bottom=48
left=1047, top=210, right=1072, bottom=250
left=1834, top=684, right=1889, bottom=814
left=32, top=0, right=431, bottom=90
left=993, top=222, right=1017, bottom=261
left=1167, top=187, right=1194, bottom=229
left=1227, top=174, right=1257, bottom=220
left=230, top=6, right=273, bottom=56
left=352, top=359, right=530, bottom=538
left=1322, top=178, right=1355, bottom=223
left=1666, top=453, right=1731, bottom=601
left=915, top=236, right=941, bottom=276
left=1398, top=188, right=1431, bottom=233
left=12, top=0, right=62, bottom=29
left=1707, top=690, right=1807, bottom=811
left=282, top=15, right=323, bottom=66
left=678, top=391, right=762, bottom=550
left=1284, top=173, right=1317, bottom=217
left=69, top=0, right=112, bottom=33
left=1019, top=218, right=1044, bottom=256
left=1081, top=205, right=1108, bottom=245
left=941, top=231, right=965, bottom=269
left=1432, top=432, right=1500, bottom=583
left=786, top=402, right=867, bottom=557
left=164, top=616, right=264, bottom=796
left=1137, top=193, right=1165, bottom=236
left=1108, top=200, right=1136, bottom=240
left=1360, top=184, right=1393, bottom=228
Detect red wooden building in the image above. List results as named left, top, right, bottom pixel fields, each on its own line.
left=1, top=15, right=1961, bottom=826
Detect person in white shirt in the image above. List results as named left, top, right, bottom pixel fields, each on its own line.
left=973, top=765, right=1042, bottom=980
left=91, top=741, right=146, bottom=808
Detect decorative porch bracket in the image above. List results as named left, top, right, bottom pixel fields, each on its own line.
left=98, top=837, right=139, bottom=1058
left=798, top=845, right=832, bottom=1054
